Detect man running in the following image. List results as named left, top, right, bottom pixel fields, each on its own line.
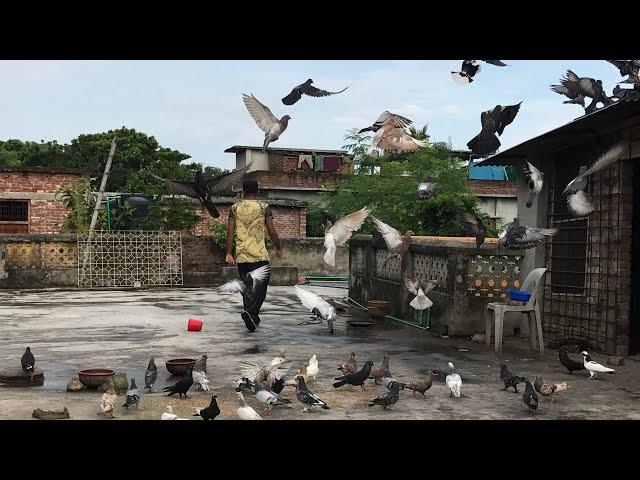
left=225, top=179, right=283, bottom=332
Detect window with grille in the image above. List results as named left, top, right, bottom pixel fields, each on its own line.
left=0, top=200, right=29, bottom=222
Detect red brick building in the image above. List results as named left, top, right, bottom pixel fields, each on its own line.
left=0, top=167, right=88, bottom=233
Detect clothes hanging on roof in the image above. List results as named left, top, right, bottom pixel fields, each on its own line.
left=314, top=155, right=323, bottom=171
left=321, top=156, right=342, bottom=172
left=298, top=154, right=313, bottom=169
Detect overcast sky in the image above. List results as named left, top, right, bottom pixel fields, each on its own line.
left=0, top=60, right=624, bottom=170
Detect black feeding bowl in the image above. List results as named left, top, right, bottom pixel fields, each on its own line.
left=78, top=369, right=115, bottom=389
left=166, top=358, right=196, bottom=376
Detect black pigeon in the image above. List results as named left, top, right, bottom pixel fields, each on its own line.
left=500, top=364, right=525, bottom=393
left=162, top=364, right=194, bottom=398
left=522, top=379, right=539, bottom=412
left=271, top=376, right=285, bottom=395
left=607, top=60, right=640, bottom=80
left=144, top=357, right=158, bottom=393
left=467, top=103, right=522, bottom=156
left=368, top=381, right=402, bottom=410
left=558, top=347, right=585, bottom=374
left=151, top=164, right=252, bottom=218
left=236, top=376, right=255, bottom=393
left=462, top=212, right=486, bottom=248
left=612, top=85, right=640, bottom=101
left=21, top=347, right=35, bottom=377
left=281, top=79, right=348, bottom=105
left=451, top=60, right=507, bottom=84
left=359, top=111, right=412, bottom=134
left=333, top=361, right=374, bottom=390
left=193, top=395, right=221, bottom=420
left=295, top=376, right=329, bottom=412
left=417, top=176, right=436, bottom=200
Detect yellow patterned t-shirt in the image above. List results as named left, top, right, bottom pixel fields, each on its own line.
left=230, top=200, right=271, bottom=264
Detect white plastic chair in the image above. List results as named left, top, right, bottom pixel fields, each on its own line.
left=484, top=267, right=547, bottom=355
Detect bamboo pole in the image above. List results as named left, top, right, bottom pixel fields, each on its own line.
left=89, top=137, right=117, bottom=234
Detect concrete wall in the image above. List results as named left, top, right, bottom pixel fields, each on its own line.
left=268, top=237, right=348, bottom=277
left=477, top=197, right=518, bottom=226
left=246, top=149, right=269, bottom=171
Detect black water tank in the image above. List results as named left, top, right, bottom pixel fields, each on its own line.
left=119, top=194, right=151, bottom=230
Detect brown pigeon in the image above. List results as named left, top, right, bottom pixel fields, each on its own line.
left=371, top=216, right=414, bottom=265
left=405, top=372, right=434, bottom=396
left=369, top=355, right=390, bottom=384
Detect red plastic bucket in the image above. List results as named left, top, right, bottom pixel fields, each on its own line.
left=187, top=318, right=203, bottom=332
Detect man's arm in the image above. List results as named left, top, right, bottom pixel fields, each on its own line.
left=265, top=208, right=283, bottom=260
left=225, top=213, right=236, bottom=265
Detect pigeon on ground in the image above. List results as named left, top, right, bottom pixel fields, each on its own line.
left=559, top=347, right=586, bottom=374
left=462, top=212, right=487, bottom=248
left=194, top=354, right=208, bottom=373
left=99, top=386, right=118, bottom=418
left=334, top=361, right=374, bottom=390
left=219, top=264, right=272, bottom=311
left=522, top=161, right=544, bottom=208
left=367, top=118, right=428, bottom=154
left=451, top=60, right=508, bottom=84
left=295, top=376, right=329, bottom=412
left=323, top=208, right=370, bottom=267
left=271, top=376, right=286, bottom=394
left=446, top=362, right=462, bottom=398
left=582, top=351, right=616, bottom=379
left=295, top=286, right=337, bottom=334
left=417, top=176, right=437, bottom=200
left=563, top=142, right=627, bottom=196
left=467, top=103, right=522, bottom=156
left=338, top=352, right=358, bottom=376
left=498, top=217, right=558, bottom=250
left=371, top=216, right=414, bottom=265
left=551, top=70, right=613, bottom=114
left=306, top=355, right=319, bottom=382
left=359, top=111, right=413, bottom=134
left=405, top=372, right=434, bottom=396
left=370, top=355, right=390, bottom=385
left=151, top=164, right=252, bottom=218
left=161, top=406, right=187, bottom=420
left=281, top=79, right=348, bottom=105
left=236, top=391, right=263, bottom=420
left=162, top=365, right=194, bottom=398
left=368, top=381, right=403, bottom=410
left=192, top=368, right=210, bottom=392
left=254, top=379, right=292, bottom=411
left=239, top=352, right=291, bottom=388
left=21, top=347, right=35, bottom=379
left=500, top=364, right=526, bottom=393
left=236, top=376, right=255, bottom=393
left=404, top=277, right=437, bottom=311
left=522, top=379, right=539, bottom=411
left=381, top=369, right=405, bottom=390
left=607, top=60, right=640, bottom=84
left=242, top=93, right=291, bottom=151
left=123, top=378, right=142, bottom=410
left=612, top=85, right=640, bottom=101
left=144, top=357, right=158, bottom=393
left=534, top=376, right=569, bottom=402
left=193, top=395, right=220, bottom=420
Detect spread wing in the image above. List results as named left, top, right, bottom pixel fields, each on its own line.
left=295, top=285, right=330, bottom=312
left=578, top=78, right=597, bottom=97
left=328, top=208, right=370, bottom=246
left=219, top=279, right=245, bottom=293
left=370, top=119, right=427, bottom=153
left=243, top=93, right=279, bottom=133
left=374, top=111, right=413, bottom=129
left=371, top=216, right=403, bottom=249
left=523, top=161, right=543, bottom=192
left=496, top=102, right=522, bottom=135
left=207, top=162, right=253, bottom=194
left=404, top=277, right=420, bottom=295
left=302, top=83, right=349, bottom=98
left=580, top=142, right=627, bottom=178
left=518, top=227, right=558, bottom=244
left=482, top=59, right=507, bottom=66
left=282, top=87, right=303, bottom=105
left=150, top=173, right=199, bottom=198
left=420, top=279, right=437, bottom=293
left=248, top=264, right=271, bottom=284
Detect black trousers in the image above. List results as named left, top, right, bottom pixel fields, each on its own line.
left=237, top=260, right=270, bottom=317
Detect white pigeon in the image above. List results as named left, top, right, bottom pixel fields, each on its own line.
left=161, top=406, right=180, bottom=420
left=218, top=264, right=271, bottom=294
left=253, top=379, right=292, bottom=411
left=404, top=277, right=437, bottom=310
left=236, top=391, right=263, bottom=420
left=242, top=93, right=291, bottom=151
left=445, top=362, right=462, bottom=398
left=523, top=161, right=543, bottom=208
left=305, top=355, right=319, bottom=382
left=294, top=285, right=337, bottom=334
left=192, top=369, right=210, bottom=391
left=563, top=142, right=627, bottom=194
left=323, top=208, right=370, bottom=267
left=582, top=351, right=616, bottom=379
left=239, top=352, right=291, bottom=386
left=368, top=118, right=428, bottom=154
left=567, top=190, right=595, bottom=217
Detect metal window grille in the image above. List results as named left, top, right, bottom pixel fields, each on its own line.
left=0, top=200, right=28, bottom=222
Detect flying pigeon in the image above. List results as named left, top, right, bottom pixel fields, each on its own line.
left=21, top=347, right=35, bottom=379
left=151, top=164, right=252, bottom=218
left=462, top=212, right=487, bottom=248
left=551, top=70, right=613, bottom=114
left=618, top=72, right=640, bottom=87
left=253, top=378, right=292, bottom=411
left=323, top=207, right=370, bottom=267
left=295, top=376, right=329, bottom=412
left=122, top=378, right=142, bottom=410
left=144, top=357, right=158, bottom=393
left=368, top=381, right=403, bottom=410
left=338, top=352, right=358, bottom=375
left=281, top=79, right=348, bottom=105
left=242, top=93, right=291, bottom=151
left=371, top=216, right=414, bottom=265
left=370, top=355, right=390, bottom=385
left=238, top=352, right=291, bottom=388
left=550, top=72, right=587, bottom=108
left=417, top=176, right=437, bottom=200
left=405, top=371, right=434, bottom=396
left=563, top=142, right=627, bottom=196
left=559, top=347, right=586, bottom=374
left=333, top=361, right=374, bottom=390
left=500, top=364, right=525, bottom=393
left=372, top=216, right=390, bottom=249
left=294, top=286, right=337, bottom=334
left=219, top=264, right=271, bottom=311
left=193, top=395, right=220, bottom=420
left=99, top=386, right=118, bottom=418
left=359, top=111, right=413, bottom=134
left=162, top=364, right=194, bottom=398
left=368, top=118, right=428, bottom=154
left=161, top=406, right=187, bottom=420
left=194, top=354, right=208, bottom=373
left=236, top=391, right=263, bottom=420
left=467, top=103, right=522, bottom=156
left=498, top=217, right=557, bottom=250
left=534, top=376, right=569, bottom=402
left=565, top=166, right=594, bottom=217
left=192, top=368, right=210, bottom=392
left=404, top=276, right=437, bottom=311
left=522, top=161, right=543, bottom=208
left=451, top=60, right=508, bottom=84
left=612, top=85, right=640, bottom=101
left=446, top=362, right=462, bottom=398
left=607, top=60, right=640, bottom=84
left=582, top=351, right=616, bottom=379
left=522, top=379, right=539, bottom=411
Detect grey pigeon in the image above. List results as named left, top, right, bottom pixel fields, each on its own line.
left=500, top=364, right=525, bottom=393
left=368, top=381, right=402, bottom=410
left=563, top=142, right=627, bottom=195
left=371, top=216, right=414, bottom=265
left=607, top=60, right=640, bottom=84
left=467, top=102, right=522, bottom=156
left=123, top=378, right=142, bottom=410
left=498, top=217, right=557, bottom=250
left=462, top=212, right=486, bottom=248
left=21, top=347, right=35, bottom=378
left=451, top=60, right=507, bottom=84
left=381, top=369, right=405, bottom=390
left=281, top=79, right=348, bottom=105
left=254, top=378, right=292, bottom=411
left=522, top=379, right=539, bottom=411
left=612, top=85, right=640, bottom=101
left=417, top=176, right=436, bottom=200
left=565, top=166, right=594, bottom=217
left=144, top=357, right=158, bottom=393
left=194, top=354, right=208, bottom=373
left=295, top=376, right=329, bottom=412
left=522, top=161, right=543, bottom=208
left=359, top=111, right=413, bottom=134
left=550, top=71, right=587, bottom=107
left=551, top=70, right=613, bottom=114
left=243, top=93, right=291, bottom=151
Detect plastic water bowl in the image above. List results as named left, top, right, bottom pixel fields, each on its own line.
left=187, top=318, right=203, bottom=332
left=508, top=289, right=531, bottom=302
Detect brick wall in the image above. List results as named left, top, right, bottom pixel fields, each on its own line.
left=468, top=179, right=517, bottom=196
left=245, top=170, right=343, bottom=190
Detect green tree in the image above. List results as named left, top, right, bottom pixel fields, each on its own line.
left=409, top=124, right=429, bottom=142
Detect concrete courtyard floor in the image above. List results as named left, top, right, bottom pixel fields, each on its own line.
left=1, top=285, right=640, bottom=421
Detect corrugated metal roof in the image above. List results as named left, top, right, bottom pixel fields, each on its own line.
left=224, top=145, right=347, bottom=155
